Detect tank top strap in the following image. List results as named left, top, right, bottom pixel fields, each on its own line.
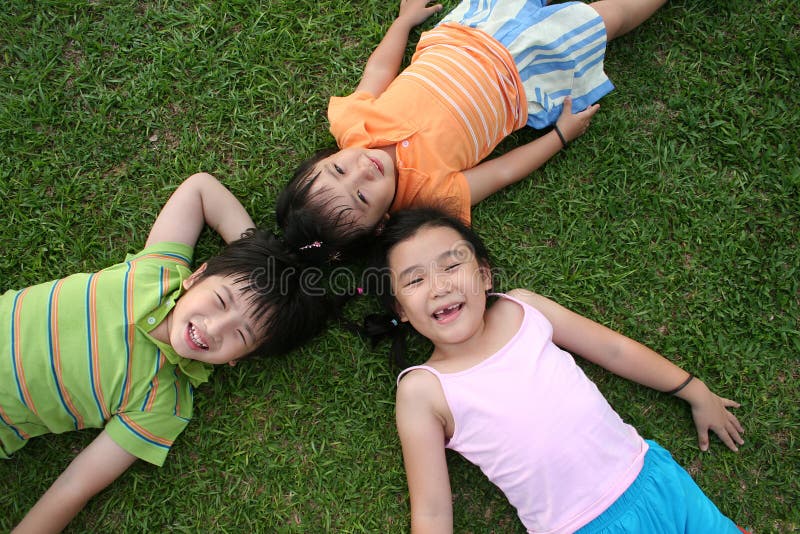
left=489, top=291, right=530, bottom=310
left=396, top=364, right=442, bottom=387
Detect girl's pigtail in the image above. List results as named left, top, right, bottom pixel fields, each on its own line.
left=362, top=313, right=410, bottom=370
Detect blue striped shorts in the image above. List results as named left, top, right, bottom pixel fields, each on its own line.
left=440, top=0, right=614, bottom=129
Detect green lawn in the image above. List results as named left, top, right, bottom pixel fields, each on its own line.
left=1, top=0, right=798, bottom=531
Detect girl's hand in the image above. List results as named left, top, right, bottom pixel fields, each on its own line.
left=554, top=96, right=599, bottom=143
left=398, top=0, right=443, bottom=28
left=681, top=379, right=745, bottom=452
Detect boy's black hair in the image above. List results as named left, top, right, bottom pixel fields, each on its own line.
left=275, top=147, right=376, bottom=264
left=198, top=228, right=331, bottom=358
left=362, top=206, right=492, bottom=369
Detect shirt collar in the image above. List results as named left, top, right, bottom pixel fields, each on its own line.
left=136, top=283, right=213, bottom=387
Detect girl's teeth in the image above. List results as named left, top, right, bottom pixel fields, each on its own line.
left=434, top=304, right=461, bottom=319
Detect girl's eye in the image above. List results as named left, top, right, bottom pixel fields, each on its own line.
left=238, top=330, right=246, bottom=344
left=404, top=277, right=423, bottom=287
left=357, top=190, right=367, bottom=203
left=334, top=164, right=344, bottom=174
left=444, top=263, right=461, bottom=272
left=216, top=293, right=226, bottom=309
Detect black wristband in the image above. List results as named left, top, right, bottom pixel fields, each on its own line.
left=664, top=373, right=694, bottom=395
left=554, top=125, right=568, bottom=149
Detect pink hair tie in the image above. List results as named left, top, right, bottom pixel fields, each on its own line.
left=356, top=287, right=364, bottom=295
left=299, top=241, right=322, bottom=251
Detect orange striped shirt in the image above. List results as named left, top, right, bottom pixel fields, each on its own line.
left=329, top=23, right=527, bottom=224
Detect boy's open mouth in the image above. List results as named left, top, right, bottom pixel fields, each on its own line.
left=188, top=322, right=209, bottom=350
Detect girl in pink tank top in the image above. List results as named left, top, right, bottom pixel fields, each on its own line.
left=364, top=207, right=749, bottom=533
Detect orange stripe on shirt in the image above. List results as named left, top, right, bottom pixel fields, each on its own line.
left=50, top=279, right=86, bottom=429
left=88, top=274, right=110, bottom=420
left=0, top=403, right=30, bottom=439
left=118, top=262, right=137, bottom=411
left=12, top=287, right=38, bottom=416
left=144, top=353, right=164, bottom=413
left=118, top=412, right=173, bottom=447
left=132, top=253, right=190, bottom=268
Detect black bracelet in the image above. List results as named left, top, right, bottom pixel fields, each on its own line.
left=664, top=373, right=694, bottom=395
left=554, top=125, right=568, bottom=149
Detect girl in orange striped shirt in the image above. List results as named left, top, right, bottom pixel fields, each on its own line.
left=277, top=0, right=666, bottom=263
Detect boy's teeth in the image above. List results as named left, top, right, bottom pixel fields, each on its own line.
left=190, top=324, right=208, bottom=349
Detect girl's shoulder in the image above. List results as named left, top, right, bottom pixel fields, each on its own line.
left=504, top=288, right=540, bottom=304
left=489, top=289, right=542, bottom=317
left=500, top=289, right=559, bottom=318
left=397, top=366, right=442, bottom=401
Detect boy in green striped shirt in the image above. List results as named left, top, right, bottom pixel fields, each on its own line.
left=2, top=173, right=329, bottom=533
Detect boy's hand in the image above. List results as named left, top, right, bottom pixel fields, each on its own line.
left=554, top=96, right=599, bottom=143
left=398, top=0, right=443, bottom=28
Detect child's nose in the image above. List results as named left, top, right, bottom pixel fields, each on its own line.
left=430, top=276, right=453, bottom=297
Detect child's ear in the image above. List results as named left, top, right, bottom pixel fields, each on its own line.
left=393, top=301, right=409, bottom=323
left=182, top=262, right=208, bottom=290
left=479, top=262, right=493, bottom=292
left=374, top=213, right=391, bottom=236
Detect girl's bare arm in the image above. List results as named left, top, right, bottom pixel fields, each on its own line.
left=356, top=0, right=443, bottom=97
left=510, top=289, right=745, bottom=452
left=396, top=370, right=454, bottom=533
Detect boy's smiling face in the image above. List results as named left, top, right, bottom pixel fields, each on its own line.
left=309, top=146, right=397, bottom=230
left=152, top=265, right=265, bottom=365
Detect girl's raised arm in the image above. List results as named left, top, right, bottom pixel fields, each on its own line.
left=396, top=370, right=454, bottom=533
left=509, top=289, right=745, bottom=452
left=145, top=172, right=255, bottom=248
left=356, top=0, right=443, bottom=97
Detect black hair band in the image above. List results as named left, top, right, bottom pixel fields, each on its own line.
left=664, top=373, right=694, bottom=395
left=554, top=125, right=568, bottom=149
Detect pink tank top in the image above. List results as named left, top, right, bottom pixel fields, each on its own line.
left=398, top=293, right=647, bottom=533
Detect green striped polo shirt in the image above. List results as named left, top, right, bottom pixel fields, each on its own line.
left=0, top=241, right=212, bottom=466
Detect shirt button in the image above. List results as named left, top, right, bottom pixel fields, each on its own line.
left=401, top=140, right=409, bottom=147
left=147, top=317, right=156, bottom=325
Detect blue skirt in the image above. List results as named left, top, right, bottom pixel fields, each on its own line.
left=440, top=0, right=614, bottom=129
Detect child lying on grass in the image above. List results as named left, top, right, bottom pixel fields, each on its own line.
left=2, top=173, right=329, bottom=533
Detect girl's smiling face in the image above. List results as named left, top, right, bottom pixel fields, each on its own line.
left=388, top=225, right=492, bottom=349
left=152, top=265, right=265, bottom=365
left=310, top=147, right=397, bottom=230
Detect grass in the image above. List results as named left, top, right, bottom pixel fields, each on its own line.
left=1, top=0, right=798, bottom=531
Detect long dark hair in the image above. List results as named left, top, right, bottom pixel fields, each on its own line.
left=363, top=206, right=492, bottom=369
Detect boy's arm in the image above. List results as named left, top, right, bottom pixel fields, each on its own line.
left=145, top=172, right=255, bottom=248
left=509, top=289, right=745, bottom=452
left=356, top=0, right=443, bottom=97
left=12, top=431, right=137, bottom=534
left=464, top=98, right=599, bottom=204
left=396, top=371, right=454, bottom=533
